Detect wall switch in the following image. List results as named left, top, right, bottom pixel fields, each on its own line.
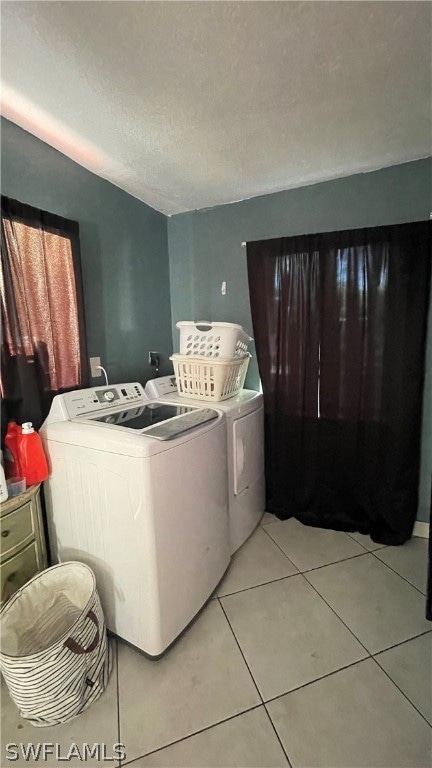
left=90, top=356, right=101, bottom=377
left=221, top=281, right=227, bottom=295
left=149, top=352, right=160, bottom=368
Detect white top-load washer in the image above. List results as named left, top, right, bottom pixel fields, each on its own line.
left=145, top=376, right=265, bottom=554
left=40, top=382, right=230, bottom=658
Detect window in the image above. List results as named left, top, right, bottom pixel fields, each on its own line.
left=1, top=196, right=88, bottom=427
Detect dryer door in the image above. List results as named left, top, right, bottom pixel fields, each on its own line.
left=233, top=408, right=264, bottom=496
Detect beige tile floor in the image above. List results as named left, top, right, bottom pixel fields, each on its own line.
left=2, top=517, right=431, bottom=767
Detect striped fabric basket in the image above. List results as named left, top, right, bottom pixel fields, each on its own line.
left=0, top=562, right=112, bottom=727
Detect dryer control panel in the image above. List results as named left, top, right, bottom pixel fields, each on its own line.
left=63, top=383, right=146, bottom=419
left=144, top=376, right=178, bottom=399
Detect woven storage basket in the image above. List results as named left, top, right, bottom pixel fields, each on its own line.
left=0, top=562, right=111, bottom=727
left=177, top=321, right=252, bottom=358
left=171, top=354, right=250, bottom=401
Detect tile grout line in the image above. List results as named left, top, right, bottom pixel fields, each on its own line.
left=260, top=524, right=299, bottom=569
left=260, top=626, right=432, bottom=708
left=261, top=522, right=374, bottom=576
left=262, top=520, right=426, bottom=599
left=262, top=520, right=389, bottom=555
left=118, top=525, right=429, bottom=766
left=219, top=570, right=299, bottom=599
left=219, top=575, right=431, bottom=767
left=119, top=704, right=264, bottom=767
left=224, top=528, right=410, bottom=716
left=300, top=571, right=372, bottom=657
left=221, top=523, right=399, bottom=601
left=217, top=596, right=266, bottom=704
left=370, top=655, right=432, bottom=729
left=293, top=549, right=371, bottom=574
left=372, top=628, right=432, bottom=656
left=219, top=523, right=371, bottom=599
left=217, top=596, right=293, bottom=768
left=263, top=656, right=373, bottom=706
left=114, top=629, right=432, bottom=768
left=223, top=578, right=432, bottom=721
left=345, top=530, right=389, bottom=553
left=218, top=544, right=374, bottom=599
left=262, top=703, right=294, bottom=768
left=302, top=569, right=432, bottom=679
left=119, top=591, right=292, bottom=768
left=369, top=549, right=427, bottom=596
left=262, top=521, right=426, bottom=600
left=220, top=581, right=418, bottom=767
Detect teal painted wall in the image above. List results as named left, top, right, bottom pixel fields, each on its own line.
left=168, top=159, right=432, bottom=522
left=1, top=118, right=173, bottom=384
left=2, top=117, right=430, bottom=523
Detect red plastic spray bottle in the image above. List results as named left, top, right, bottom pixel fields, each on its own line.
left=17, top=422, right=49, bottom=486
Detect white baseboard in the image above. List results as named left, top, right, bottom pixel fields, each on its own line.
left=413, top=521, right=430, bottom=539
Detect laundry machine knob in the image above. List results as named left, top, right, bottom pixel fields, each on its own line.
left=104, top=391, right=115, bottom=402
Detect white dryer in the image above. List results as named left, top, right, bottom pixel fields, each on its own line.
left=40, top=383, right=230, bottom=658
left=145, top=376, right=265, bottom=554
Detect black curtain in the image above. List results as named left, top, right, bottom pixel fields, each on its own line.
left=247, top=221, right=431, bottom=546
left=1, top=196, right=89, bottom=431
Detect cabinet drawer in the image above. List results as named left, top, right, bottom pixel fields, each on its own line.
left=0, top=502, right=34, bottom=563
left=1, top=542, right=39, bottom=605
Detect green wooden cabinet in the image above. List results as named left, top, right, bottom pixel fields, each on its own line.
left=1, top=484, right=47, bottom=604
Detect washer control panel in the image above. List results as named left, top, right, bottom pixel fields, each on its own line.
left=65, top=383, right=145, bottom=418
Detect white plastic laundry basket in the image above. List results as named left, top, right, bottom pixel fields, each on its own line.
left=177, top=321, right=252, bottom=358
left=0, top=561, right=112, bottom=727
left=171, top=353, right=250, bottom=401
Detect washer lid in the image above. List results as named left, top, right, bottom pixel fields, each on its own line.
left=41, top=386, right=224, bottom=456
left=42, top=407, right=223, bottom=457
left=89, top=402, right=193, bottom=429
left=87, top=402, right=218, bottom=440
left=145, top=389, right=263, bottom=419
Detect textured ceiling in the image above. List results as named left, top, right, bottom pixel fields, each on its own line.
left=1, top=1, right=431, bottom=215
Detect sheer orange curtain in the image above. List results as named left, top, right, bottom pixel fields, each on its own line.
left=1, top=196, right=88, bottom=429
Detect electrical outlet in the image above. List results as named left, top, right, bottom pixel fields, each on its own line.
left=90, top=356, right=101, bottom=377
